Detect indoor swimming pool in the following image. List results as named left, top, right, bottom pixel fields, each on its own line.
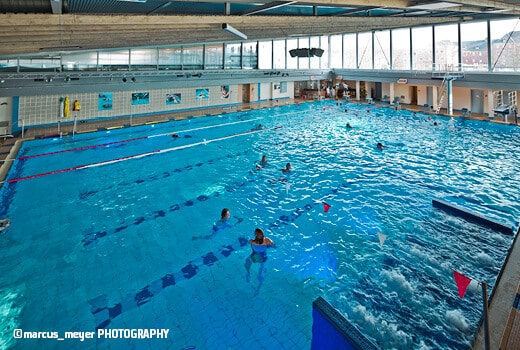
left=1, top=101, right=519, bottom=349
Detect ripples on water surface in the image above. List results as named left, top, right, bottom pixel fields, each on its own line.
left=0, top=101, right=519, bottom=349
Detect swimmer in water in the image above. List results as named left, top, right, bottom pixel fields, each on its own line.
left=244, top=228, right=275, bottom=282
left=192, top=208, right=242, bottom=240
left=255, top=155, right=268, bottom=170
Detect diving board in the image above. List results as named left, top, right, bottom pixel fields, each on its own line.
left=432, top=198, right=514, bottom=235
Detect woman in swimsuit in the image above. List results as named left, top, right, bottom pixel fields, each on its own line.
left=245, top=228, right=275, bottom=282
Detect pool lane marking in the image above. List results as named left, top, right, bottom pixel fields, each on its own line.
left=6, top=126, right=282, bottom=184
left=18, top=107, right=305, bottom=161
left=81, top=168, right=258, bottom=247
left=17, top=136, right=148, bottom=161
left=78, top=149, right=252, bottom=201
left=89, top=236, right=250, bottom=330
left=89, top=182, right=346, bottom=330
left=17, top=117, right=262, bottom=161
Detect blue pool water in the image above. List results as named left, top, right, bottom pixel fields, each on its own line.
left=1, top=101, right=519, bottom=349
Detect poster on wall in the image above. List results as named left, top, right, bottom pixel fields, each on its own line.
left=132, top=92, right=149, bottom=105
left=196, top=88, right=209, bottom=100
left=220, top=85, right=230, bottom=99
left=98, top=93, right=113, bottom=110
left=166, top=93, right=182, bottom=105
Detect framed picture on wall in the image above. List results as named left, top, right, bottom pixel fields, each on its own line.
left=98, top=92, right=113, bottom=110
left=196, top=88, right=209, bottom=100
left=166, top=93, right=181, bottom=105
left=221, top=85, right=230, bottom=99
left=132, top=92, right=149, bottom=105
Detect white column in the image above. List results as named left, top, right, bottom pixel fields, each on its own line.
left=365, top=82, right=372, bottom=99
left=447, top=79, right=453, bottom=116
left=389, top=83, right=395, bottom=102
left=487, top=89, right=494, bottom=118
left=432, top=86, right=438, bottom=112
left=356, top=81, right=361, bottom=102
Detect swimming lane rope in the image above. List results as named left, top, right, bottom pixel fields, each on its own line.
left=5, top=126, right=282, bottom=184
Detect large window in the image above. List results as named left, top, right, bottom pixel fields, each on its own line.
left=258, top=41, right=272, bottom=69
left=490, top=19, right=520, bottom=72
left=183, top=45, right=203, bottom=70
left=273, top=40, right=286, bottom=69
left=310, top=36, right=321, bottom=69
left=434, top=24, right=458, bottom=71
left=374, top=30, right=390, bottom=70
left=358, top=32, right=372, bottom=69
left=392, top=28, right=410, bottom=70
left=286, top=39, right=298, bottom=69
left=319, top=35, right=329, bottom=69
left=224, top=43, right=241, bottom=69
left=461, top=21, right=488, bottom=71
left=99, top=50, right=129, bottom=70
left=242, top=42, right=258, bottom=69
left=330, top=35, right=342, bottom=68
left=412, top=27, right=432, bottom=70
left=298, top=37, right=310, bottom=69
left=130, top=48, right=157, bottom=69
left=61, top=52, right=98, bottom=71
left=343, top=34, right=356, bottom=69
left=158, top=48, right=181, bottom=70
left=205, top=44, right=223, bottom=69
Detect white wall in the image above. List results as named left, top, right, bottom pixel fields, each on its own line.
left=18, top=84, right=240, bottom=127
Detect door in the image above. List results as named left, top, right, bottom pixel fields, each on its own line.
left=242, top=84, right=250, bottom=103
left=471, top=90, right=484, bottom=114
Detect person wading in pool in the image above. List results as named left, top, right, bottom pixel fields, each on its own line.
left=192, top=208, right=242, bottom=240
left=245, top=228, right=275, bottom=282
left=255, top=155, right=268, bottom=170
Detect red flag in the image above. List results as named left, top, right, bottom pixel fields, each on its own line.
left=323, top=202, right=331, bottom=212
left=453, top=270, right=472, bottom=298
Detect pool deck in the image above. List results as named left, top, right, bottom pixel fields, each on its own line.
left=0, top=98, right=519, bottom=348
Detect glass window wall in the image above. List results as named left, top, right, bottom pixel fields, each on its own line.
left=258, top=41, right=273, bottom=69
left=461, top=21, right=488, bottom=71
left=343, top=34, right=356, bottom=69
left=205, top=44, right=223, bottom=69
left=310, top=36, right=321, bottom=69
left=490, top=19, right=520, bottom=72
left=183, top=45, right=203, bottom=70
left=98, top=50, right=130, bottom=71
left=358, top=32, right=373, bottom=69
left=130, top=48, right=158, bottom=69
left=412, top=27, right=432, bottom=70
left=434, top=24, right=459, bottom=71
left=374, top=30, right=390, bottom=70
left=298, top=37, right=310, bottom=69
left=273, top=40, right=286, bottom=69
left=224, top=43, right=241, bottom=69
left=319, top=35, right=329, bottom=69
left=330, top=35, right=342, bottom=68
left=242, top=42, right=258, bottom=69
left=392, top=28, right=410, bottom=70
left=158, top=48, right=182, bottom=70
left=286, top=39, right=298, bottom=69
